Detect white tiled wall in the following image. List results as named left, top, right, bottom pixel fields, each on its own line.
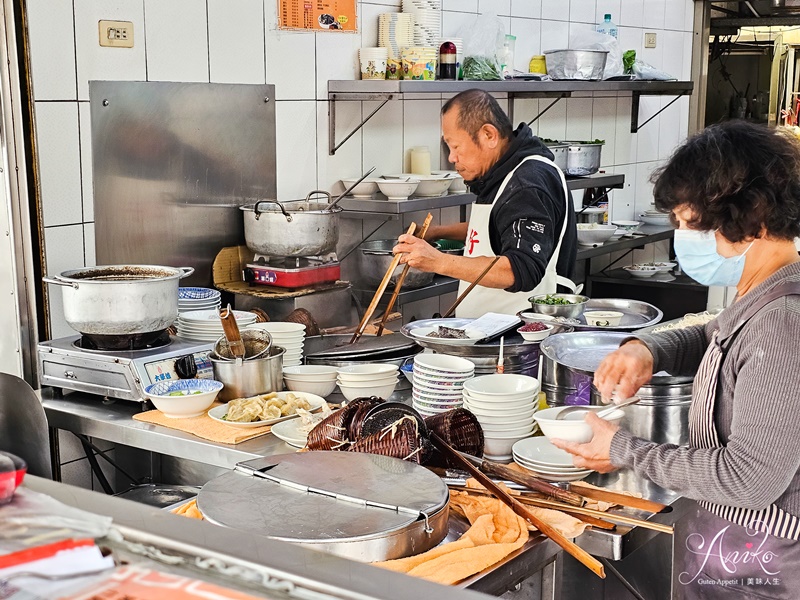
left=27, top=0, right=695, bottom=338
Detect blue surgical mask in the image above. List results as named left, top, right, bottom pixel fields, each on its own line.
left=673, top=229, right=754, bottom=287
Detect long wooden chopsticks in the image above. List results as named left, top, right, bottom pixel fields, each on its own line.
left=375, top=213, right=433, bottom=336
left=478, top=458, right=585, bottom=507
left=350, top=223, right=417, bottom=344
left=431, top=433, right=606, bottom=578
left=442, top=256, right=502, bottom=318
left=568, top=484, right=668, bottom=514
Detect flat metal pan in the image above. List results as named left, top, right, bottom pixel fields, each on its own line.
left=568, top=298, right=663, bottom=331
left=304, top=333, right=419, bottom=359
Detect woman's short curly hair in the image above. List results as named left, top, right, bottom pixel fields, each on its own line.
left=651, top=120, right=800, bottom=242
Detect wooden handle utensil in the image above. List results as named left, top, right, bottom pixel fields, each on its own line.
left=442, top=256, right=502, bottom=318
left=567, top=484, right=668, bottom=514
left=375, top=214, right=433, bottom=336
left=219, top=304, right=245, bottom=359
left=478, top=458, right=585, bottom=507
left=350, top=223, right=417, bottom=344
left=431, top=433, right=605, bottom=579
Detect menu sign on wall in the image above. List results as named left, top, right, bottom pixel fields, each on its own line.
left=278, top=0, right=357, bottom=31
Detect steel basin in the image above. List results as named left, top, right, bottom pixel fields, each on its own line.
left=359, top=240, right=435, bottom=290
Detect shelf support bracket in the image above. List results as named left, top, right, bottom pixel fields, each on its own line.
left=526, top=93, right=569, bottom=126
left=329, top=93, right=395, bottom=155
left=630, top=91, right=687, bottom=133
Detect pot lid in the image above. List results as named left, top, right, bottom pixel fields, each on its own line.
left=304, top=333, right=418, bottom=359
left=197, top=452, right=449, bottom=543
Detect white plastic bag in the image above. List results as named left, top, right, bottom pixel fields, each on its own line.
left=632, top=60, right=676, bottom=81
left=569, top=30, right=623, bottom=79
left=460, top=15, right=506, bottom=80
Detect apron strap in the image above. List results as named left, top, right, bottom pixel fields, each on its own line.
left=719, top=281, right=800, bottom=350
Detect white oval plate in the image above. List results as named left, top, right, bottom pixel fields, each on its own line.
left=270, top=418, right=308, bottom=448
left=511, top=437, right=577, bottom=468
left=207, top=392, right=326, bottom=428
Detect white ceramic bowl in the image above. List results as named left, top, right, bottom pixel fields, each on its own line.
left=463, top=395, right=537, bottom=412
left=482, top=423, right=536, bottom=437
left=534, top=405, right=625, bottom=443
left=463, top=374, right=540, bottom=401
left=639, top=213, right=672, bottom=226
left=465, top=405, right=537, bottom=422
left=413, top=383, right=464, bottom=398
left=282, top=377, right=338, bottom=397
left=623, top=265, right=659, bottom=278
left=282, top=365, right=338, bottom=380
left=431, top=170, right=466, bottom=193
left=341, top=177, right=382, bottom=198
left=484, top=433, right=534, bottom=457
left=412, top=374, right=469, bottom=388
left=517, top=323, right=554, bottom=342
left=377, top=179, right=420, bottom=200
left=414, top=353, right=475, bottom=375
left=576, top=224, right=618, bottom=247
left=246, top=322, right=306, bottom=335
left=583, top=310, right=624, bottom=327
left=482, top=417, right=536, bottom=432
left=338, top=380, right=398, bottom=401
left=337, top=364, right=399, bottom=380
left=144, top=379, right=223, bottom=418
left=611, top=220, right=642, bottom=233
left=385, top=174, right=452, bottom=197
left=338, top=375, right=399, bottom=387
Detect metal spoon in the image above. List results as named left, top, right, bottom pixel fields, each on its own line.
left=325, top=166, right=376, bottom=210
left=555, top=396, right=640, bottom=420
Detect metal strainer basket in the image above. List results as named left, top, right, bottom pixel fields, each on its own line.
left=214, top=329, right=273, bottom=361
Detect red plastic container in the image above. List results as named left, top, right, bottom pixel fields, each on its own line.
left=0, top=451, right=27, bottom=505
left=244, top=262, right=341, bottom=289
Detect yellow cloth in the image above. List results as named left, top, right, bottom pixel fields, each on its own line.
left=132, top=402, right=272, bottom=445
left=375, top=490, right=529, bottom=585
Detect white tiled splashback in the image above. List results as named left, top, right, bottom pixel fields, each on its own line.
left=27, top=0, right=695, bottom=337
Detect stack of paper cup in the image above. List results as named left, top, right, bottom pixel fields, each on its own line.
left=402, top=0, right=442, bottom=46
left=401, top=46, right=438, bottom=80
left=359, top=47, right=389, bottom=80
left=379, top=13, right=414, bottom=79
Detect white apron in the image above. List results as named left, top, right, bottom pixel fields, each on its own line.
left=456, top=155, right=575, bottom=319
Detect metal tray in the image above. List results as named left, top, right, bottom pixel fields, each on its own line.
left=569, top=298, right=663, bottom=331
left=400, top=318, right=521, bottom=351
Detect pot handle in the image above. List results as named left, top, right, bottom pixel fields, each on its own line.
left=178, top=267, right=195, bottom=279
left=253, top=199, right=293, bottom=222
left=42, top=275, right=78, bottom=289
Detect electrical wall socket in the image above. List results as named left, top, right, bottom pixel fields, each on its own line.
left=99, top=20, right=133, bottom=48
left=644, top=32, right=657, bottom=49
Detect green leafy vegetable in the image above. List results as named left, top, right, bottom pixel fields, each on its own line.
left=623, top=50, right=636, bottom=74
left=463, top=56, right=501, bottom=81
left=534, top=294, right=575, bottom=305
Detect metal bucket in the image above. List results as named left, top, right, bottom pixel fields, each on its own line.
left=211, top=345, right=285, bottom=401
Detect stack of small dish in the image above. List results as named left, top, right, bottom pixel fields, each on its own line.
left=462, top=374, right=540, bottom=462
left=512, top=437, right=592, bottom=482
left=623, top=265, right=660, bottom=278
left=402, top=0, right=442, bottom=46
left=639, top=209, right=672, bottom=226
left=412, top=354, right=474, bottom=417
left=282, top=365, right=338, bottom=397
left=176, top=310, right=256, bottom=342
left=337, top=364, right=400, bottom=402
left=246, top=322, right=305, bottom=367
left=177, top=288, right=221, bottom=314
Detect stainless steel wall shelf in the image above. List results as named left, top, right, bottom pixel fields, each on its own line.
left=327, top=80, right=694, bottom=154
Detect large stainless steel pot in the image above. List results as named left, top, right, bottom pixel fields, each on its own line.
left=43, top=265, right=194, bottom=335
left=544, top=49, right=608, bottom=81
left=240, top=191, right=342, bottom=257
left=593, top=380, right=693, bottom=445
left=359, top=240, right=435, bottom=290
left=563, top=142, right=603, bottom=176
left=544, top=143, right=569, bottom=171
left=211, top=345, right=285, bottom=401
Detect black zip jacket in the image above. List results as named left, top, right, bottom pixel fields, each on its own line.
left=466, top=123, right=577, bottom=293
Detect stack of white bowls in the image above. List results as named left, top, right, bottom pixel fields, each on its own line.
left=379, top=13, right=414, bottom=58
left=463, top=374, right=540, bottom=462
left=176, top=309, right=256, bottom=342
left=639, top=208, right=672, bottom=226
left=177, top=287, right=221, bottom=314
left=282, top=365, right=338, bottom=397
left=246, top=322, right=305, bottom=367
left=402, top=0, right=442, bottom=45
left=512, top=437, right=593, bottom=482
left=412, top=354, right=474, bottom=417
left=337, top=364, right=400, bottom=402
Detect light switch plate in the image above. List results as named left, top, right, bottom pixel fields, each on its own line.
left=99, top=20, right=133, bottom=48
left=644, top=32, right=657, bottom=49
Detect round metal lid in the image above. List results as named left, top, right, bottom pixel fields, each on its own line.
left=197, top=452, right=449, bottom=544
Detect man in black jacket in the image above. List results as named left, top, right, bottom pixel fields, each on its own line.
left=394, top=89, right=577, bottom=317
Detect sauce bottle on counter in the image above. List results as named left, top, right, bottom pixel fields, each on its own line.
left=439, top=41, right=457, bottom=80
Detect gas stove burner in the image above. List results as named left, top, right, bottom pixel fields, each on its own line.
left=251, top=252, right=338, bottom=267
left=74, top=330, right=172, bottom=352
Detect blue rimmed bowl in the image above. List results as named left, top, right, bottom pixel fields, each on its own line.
left=144, top=379, right=223, bottom=418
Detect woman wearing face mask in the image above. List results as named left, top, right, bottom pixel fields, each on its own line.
left=552, top=120, right=800, bottom=599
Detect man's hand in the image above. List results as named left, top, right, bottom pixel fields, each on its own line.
left=393, top=235, right=446, bottom=273
left=550, top=413, right=620, bottom=473
left=593, top=340, right=654, bottom=403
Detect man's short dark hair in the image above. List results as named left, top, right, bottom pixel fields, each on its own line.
left=652, top=120, right=800, bottom=243
left=442, top=89, right=513, bottom=143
